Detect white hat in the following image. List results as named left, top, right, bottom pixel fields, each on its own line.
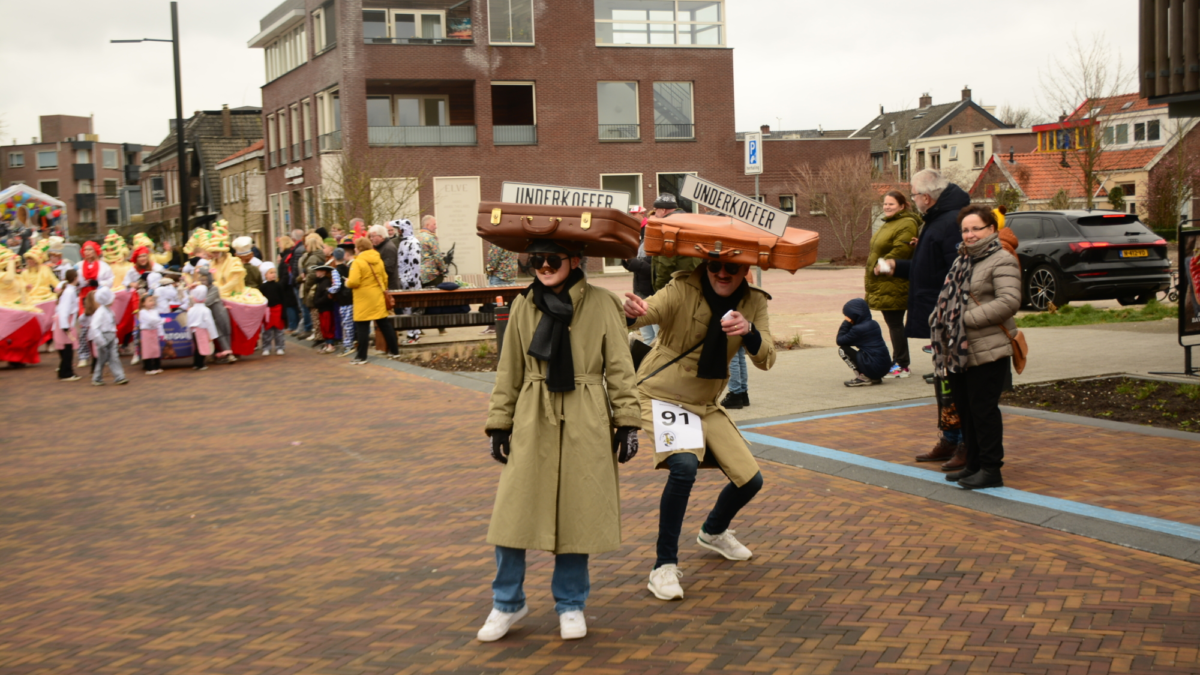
left=259, top=261, right=276, bottom=273
left=47, top=236, right=65, bottom=254
left=94, top=288, right=114, bottom=306
left=232, top=236, right=254, bottom=255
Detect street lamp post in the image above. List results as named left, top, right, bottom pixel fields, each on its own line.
left=112, top=1, right=189, bottom=244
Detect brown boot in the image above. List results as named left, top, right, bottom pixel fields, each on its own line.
left=915, top=437, right=956, bottom=462
left=940, top=443, right=968, bottom=471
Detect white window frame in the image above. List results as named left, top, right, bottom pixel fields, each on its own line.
left=600, top=172, right=643, bottom=272
left=290, top=103, right=302, bottom=159
left=809, top=193, right=827, bottom=216
left=75, top=149, right=91, bottom=164
left=598, top=81, right=640, bottom=139
left=655, top=171, right=698, bottom=212
left=652, top=81, right=694, bottom=140
left=779, top=194, right=796, bottom=215
left=390, top=9, right=447, bottom=39
left=488, top=0, right=535, bottom=45
left=948, top=145, right=958, bottom=161
left=78, top=179, right=93, bottom=194
left=278, top=110, right=289, bottom=161
left=266, top=114, right=277, bottom=165
left=316, top=89, right=341, bottom=135
left=973, top=142, right=985, bottom=168
left=491, top=81, right=538, bottom=124
left=102, top=148, right=119, bottom=169
left=595, top=0, right=725, bottom=48
left=394, top=95, right=451, bottom=126
left=264, top=24, right=307, bottom=82
left=270, top=193, right=281, bottom=243
left=38, top=180, right=59, bottom=198
left=8, top=152, right=23, bottom=168
left=313, top=6, right=330, bottom=52
left=301, top=98, right=313, bottom=157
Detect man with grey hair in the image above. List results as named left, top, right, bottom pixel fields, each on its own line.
left=368, top=224, right=400, bottom=290
left=879, top=168, right=971, bottom=467
left=417, top=215, right=446, bottom=288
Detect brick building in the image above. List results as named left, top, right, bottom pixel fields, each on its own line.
left=140, top=106, right=263, bottom=243
left=250, top=0, right=870, bottom=269
left=216, top=141, right=269, bottom=251
left=1, top=115, right=153, bottom=240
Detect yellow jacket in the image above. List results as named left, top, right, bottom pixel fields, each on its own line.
left=346, top=249, right=389, bottom=321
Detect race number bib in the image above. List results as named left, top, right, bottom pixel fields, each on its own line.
left=652, top=399, right=704, bottom=454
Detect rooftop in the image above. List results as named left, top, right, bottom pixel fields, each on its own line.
left=971, top=147, right=1164, bottom=201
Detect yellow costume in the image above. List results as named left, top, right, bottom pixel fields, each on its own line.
left=20, top=250, right=58, bottom=303
left=0, top=246, right=37, bottom=311
left=102, top=230, right=132, bottom=292
left=207, top=222, right=265, bottom=304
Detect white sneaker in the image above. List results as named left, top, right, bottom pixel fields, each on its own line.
left=130, top=355, right=140, bottom=366
left=559, top=610, right=587, bottom=640
left=275, top=349, right=285, bottom=356
left=476, top=606, right=528, bottom=642
left=647, top=564, right=684, bottom=600
left=262, top=349, right=271, bottom=357
left=697, top=528, right=752, bottom=561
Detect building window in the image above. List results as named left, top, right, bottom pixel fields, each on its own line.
left=871, top=154, right=884, bottom=175
left=779, top=195, right=796, bottom=214
left=363, top=9, right=389, bottom=38
left=102, top=148, right=119, bottom=169
left=270, top=193, right=281, bottom=238
left=79, top=209, right=95, bottom=223
left=916, top=149, right=925, bottom=171
left=492, top=82, right=537, bottom=145
left=973, top=143, right=985, bottom=168
left=106, top=208, right=119, bottom=225
left=394, top=9, right=446, bottom=39
left=489, top=0, right=533, bottom=44
left=265, top=23, right=307, bottom=81
left=597, top=81, right=639, bottom=140
left=278, top=110, right=289, bottom=162
left=367, top=96, right=394, bottom=126
left=302, top=99, right=313, bottom=157
left=8, top=152, right=24, bottom=168
left=104, top=179, right=118, bottom=197
left=290, top=104, right=301, bottom=161
left=1113, top=123, right=1128, bottom=145
left=76, top=149, right=91, bottom=164
left=37, top=150, right=58, bottom=169
left=314, top=3, right=336, bottom=53
left=150, top=175, right=166, bottom=203
left=595, top=0, right=724, bottom=47
left=653, top=82, right=694, bottom=140
left=316, top=89, right=342, bottom=151
left=397, top=96, right=448, bottom=126
left=1148, top=119, right=1161, bottom=141
left=809, top=194, right=827, bottom=215
left=38, top=180, right=59, bottom=198
left=948, top=146, right=958, bottom=161
left=1120, top=182, right=1136, bottom=197
left=267, top=114, right=277, bottom=167
left=78, top=180, right=93, bottom=194
left=929, top=149, right=941, bottom=170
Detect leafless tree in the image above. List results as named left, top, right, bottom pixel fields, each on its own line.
left=1142, top=120, right=1200, bottom=230
left=791, top=155, right=877, bottom=260
left=319, top=151, right=427, bottom=231
left=995, top=104, right=1038, bottom=128
left=1037, top=32, right=1133, bottom=209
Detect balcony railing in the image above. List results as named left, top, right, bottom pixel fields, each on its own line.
left=655, top=123, right=695, bottom=140
left=364, top=36, right=472, bottom=46
left=368, top=126, right=477, bottom=146
left=281, top=146, right=290, bottom=163
left=270, top=150, right=278, bottom=167
left=320, top=130, right=342, bottom=152
left=494, top=125, right=537, bottom=146
left=292, top=144, right=299, bottom=161
left=304, top=139, right=313, bottom=158
left=599, top=124, right=640, bottom=141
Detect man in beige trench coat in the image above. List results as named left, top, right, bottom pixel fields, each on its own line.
left=624, top=262, right=776, bottom=601
left=479, top=240, right=643, bottom=643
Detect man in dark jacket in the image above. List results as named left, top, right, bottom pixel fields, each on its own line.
left=368, top=225, right=400, bottom=290
left=836, top=298, right=891, bottom=386
left=882, top=169, right=970, bottom=465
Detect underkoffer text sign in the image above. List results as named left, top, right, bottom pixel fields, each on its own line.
left=501, top=182, right=631, bottom=212
left=679, top=175, right=789, bottom=237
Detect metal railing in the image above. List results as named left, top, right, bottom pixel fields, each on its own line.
left=319, top=130, right=342, bottom=151
left=655, top=123, right=695, bottom=140
left=493, top=125, right=537, bottom=145
left=599, top=124, right=640, bottom=141
left=291, top=144, right=300, bottom=161
left=304, top=139, right=313, bottom=158
left=367, top=126, right=477, bottom=146
left=269, top=150, right=277, bottom=167
left=364, top=36, right=472, bottom=45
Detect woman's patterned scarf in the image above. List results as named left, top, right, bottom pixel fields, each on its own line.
left=930, top=233, right=1002, bottom=376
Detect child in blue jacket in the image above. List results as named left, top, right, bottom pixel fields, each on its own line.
left=836, top=298, right=891, bottom=387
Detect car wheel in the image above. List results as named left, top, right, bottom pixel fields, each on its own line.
left=1026, top=265, right=1065, bottom=311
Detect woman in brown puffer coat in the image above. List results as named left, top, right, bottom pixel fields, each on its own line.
left=865, top=191, right=920, bottom=377
left=929, top=205, right=1021, bottom=491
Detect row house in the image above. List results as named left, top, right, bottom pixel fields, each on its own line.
left=216, top=140, right=269, bottom=251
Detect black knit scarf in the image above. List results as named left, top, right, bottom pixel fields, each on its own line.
left=528, top=267, right=584, bottom=392
left=697, top=272, right=748, bottom=380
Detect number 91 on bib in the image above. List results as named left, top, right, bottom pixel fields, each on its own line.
left=651, top=399, right=705, bottom=454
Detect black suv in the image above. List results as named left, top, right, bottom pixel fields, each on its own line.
left=1005, top=210, right=1172, bottom=310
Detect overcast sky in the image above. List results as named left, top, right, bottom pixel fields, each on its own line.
left=0, top=0, right=1140, bottom=147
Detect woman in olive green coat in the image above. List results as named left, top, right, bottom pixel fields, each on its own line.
left=479, top=240, right=642, bottom=643
left=865, top=190, right=921, bottom=377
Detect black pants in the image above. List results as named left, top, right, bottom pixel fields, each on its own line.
left=143, top=357, right=161, bottom=371
left=839, top=346, right=861, bottom=372
left=355, top=319, right=398, bottom=360
left=193, top=339, right=207, bottom=369
left=881, top=309, right=909, bottom=368
left=655, top=452, right=763, bottom=568
left=947, top=356, right=1010, bottom=471
left=57, top=345, right=74, bottom=379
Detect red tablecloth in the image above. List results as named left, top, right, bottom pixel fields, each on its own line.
left=0, top=309, right=43, bottom=364
left=36, top=300, right=56, bottom=345
left=224, top=300, right=268, bottom=356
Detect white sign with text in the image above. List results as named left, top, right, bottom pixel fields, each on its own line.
left=679, top=175, right=789, bottom=237
left=501, top=182, right=631, bottom=212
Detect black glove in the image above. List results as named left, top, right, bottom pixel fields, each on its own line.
left=88, top=279, right=99, bottom=288
left=489, top=429, right=511, bottom=464
left=612, top=427, right=639, bottom=464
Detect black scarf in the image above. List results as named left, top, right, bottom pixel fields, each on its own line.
left=528, top=267, right=583, bottom=392
left=697, top=272, right=748, bottom=380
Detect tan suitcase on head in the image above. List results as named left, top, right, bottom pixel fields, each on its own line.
left=476, top=201, right=641, bottom=259
left=643, top=213, right=820, bottom=273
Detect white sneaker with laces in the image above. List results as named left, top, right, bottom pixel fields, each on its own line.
left=476, top=606, right=528, bottom=642
left=262, top=349, right=271, bottom=357
left=559, top=610, right=587, bottom=640
left=647, top=564, right=684, bottom=600
left=697, top=528, right=752, bottom=561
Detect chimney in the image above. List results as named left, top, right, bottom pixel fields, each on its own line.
left=1009, top=146, right=1014, bottom=163
left=222, top=104, right=232, bottom=137
left=919, top=92, right=932, bottom=108
left=879, top=104, right=884, bottom=115
left=760, top=124, right=771, bottom=136
left=961, top=85, right=972, bottom=101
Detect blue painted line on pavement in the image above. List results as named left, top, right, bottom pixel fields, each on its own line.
left=743, top=431, right=1200, bottom=542
left=739, top=401, right=933, bottom=430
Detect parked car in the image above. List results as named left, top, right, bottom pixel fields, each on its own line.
left=1004, top=210, right=1172, bottom=311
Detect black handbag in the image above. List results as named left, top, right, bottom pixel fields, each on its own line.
left=934, top=376, right=961, bottom=431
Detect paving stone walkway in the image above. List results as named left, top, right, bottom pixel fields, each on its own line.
left=1, top=347, right=1198, bottom=674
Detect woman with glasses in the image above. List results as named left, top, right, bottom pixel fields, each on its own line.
left=929, top=205, right=1021, bottom=490
left=623, top=258, right=775, bottom=602
left=479, top=239, right=641, bottom=643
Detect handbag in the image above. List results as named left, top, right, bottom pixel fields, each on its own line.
left=369, top=263, right=395, bottom=312
left=934, top=376, right=961, bottom=431
left=969, top=292, right=1027, bottom=374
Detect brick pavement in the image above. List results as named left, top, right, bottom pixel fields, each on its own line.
left=2, top=349, right=1199, bottom=674
left=759, top=406, right=1200, bottom=527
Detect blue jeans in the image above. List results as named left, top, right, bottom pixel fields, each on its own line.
left=488, top=275, right=510, bottom=286
left=942, top=427, right=963, bottom=444
left=655, top=453, right=763, bottom=568
left=492, top=546, right=590, bottom=615
left=640, top=323, right=658, bottom=343
left=728, top=347, right=748, bottom=394
left=293, top=286, right=312, bottom=332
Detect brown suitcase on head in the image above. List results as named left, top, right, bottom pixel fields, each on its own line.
left=643, top=214, right=820, bottom=273
left=476, top=201, right=641, bottom=258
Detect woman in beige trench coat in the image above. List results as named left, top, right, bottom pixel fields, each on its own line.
left=478, top=240, right=642, bottom=643
left=624, top=263, right=776, bottom=602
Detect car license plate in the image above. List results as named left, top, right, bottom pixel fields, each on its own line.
left=1120, top=249, right=1148, bottom=258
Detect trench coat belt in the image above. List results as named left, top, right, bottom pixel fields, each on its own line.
left=524, top=373, right=605, bottom=422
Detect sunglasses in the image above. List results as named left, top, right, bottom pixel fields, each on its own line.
left=706, top=261, right=743, bottom=275
left=527, top=254, right=566, bottom=270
